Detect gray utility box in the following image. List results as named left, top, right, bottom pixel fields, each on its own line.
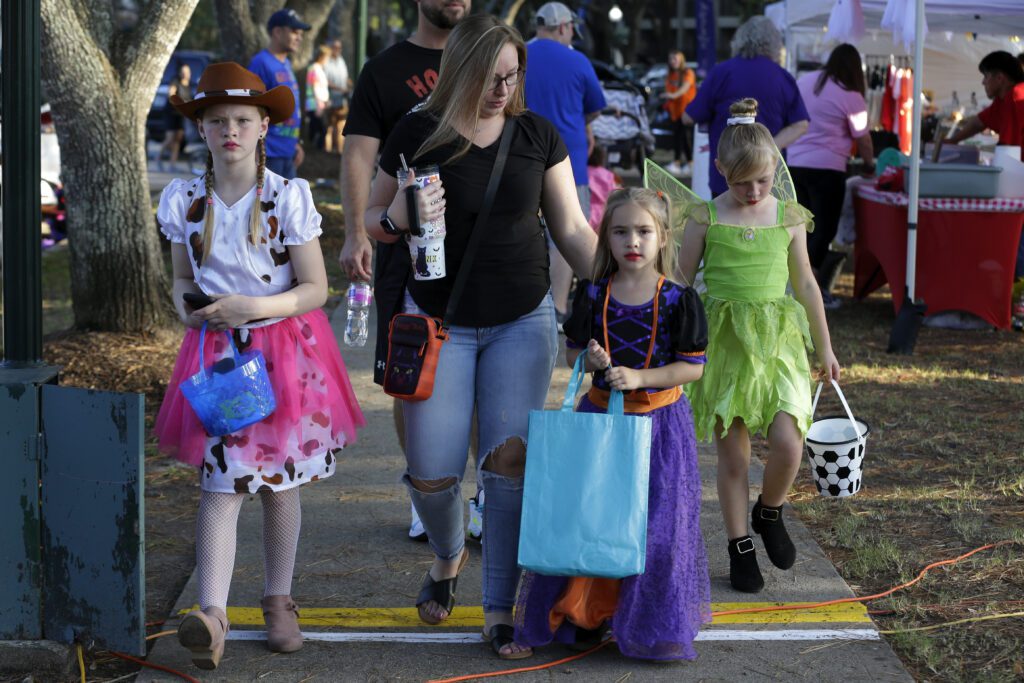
left=903, top=162, right=1002, bottom=198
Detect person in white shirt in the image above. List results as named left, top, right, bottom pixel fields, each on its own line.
left=324, top=39, right=352, bottom=153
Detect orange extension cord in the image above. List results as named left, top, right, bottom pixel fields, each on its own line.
left=95, top=540, right=1016, bottom=683
left=426, top=540, right=1019, bottom=683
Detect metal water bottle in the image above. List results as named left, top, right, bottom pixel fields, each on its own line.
left=344, top=282, right=372, bottom=347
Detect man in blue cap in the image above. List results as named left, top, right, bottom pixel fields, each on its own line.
left=249, top=8, right=311, bottom=179
left=525, top=2, right=605, bottom=324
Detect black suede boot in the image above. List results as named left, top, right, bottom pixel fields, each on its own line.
left=727, top=536, right=764, bottom=593
left=751, top=495, right=796, bottom=570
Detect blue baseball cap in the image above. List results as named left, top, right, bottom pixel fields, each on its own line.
left=268, top=8, right=311, bottom=31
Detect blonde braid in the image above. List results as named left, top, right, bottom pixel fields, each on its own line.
left=202, top=150, right=216, bottom=260
left=249, top=137, right=267, bottom=246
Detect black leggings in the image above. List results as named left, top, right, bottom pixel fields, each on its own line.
left=671, top=118, right=692, bottom=163
left=790, top=167, right=846, bottom=270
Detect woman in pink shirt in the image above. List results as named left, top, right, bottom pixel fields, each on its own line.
left=788, top=44, right=874, bottom=308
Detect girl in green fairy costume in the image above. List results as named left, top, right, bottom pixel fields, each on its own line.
left=676, top=97, right=841, bottom=593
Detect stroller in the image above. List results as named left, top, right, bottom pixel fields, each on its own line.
left=591, top=77, right=655, bottom=171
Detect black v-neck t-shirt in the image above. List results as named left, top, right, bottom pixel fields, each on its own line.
left=380, top=110, right=568, bottom=327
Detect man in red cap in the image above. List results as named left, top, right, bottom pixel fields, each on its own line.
left=248, top=8, right=312, bottom=179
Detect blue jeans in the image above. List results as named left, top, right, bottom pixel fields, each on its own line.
left=266, top=155, right=296, bottom=180
left=402, top=291, right=558, bottom=613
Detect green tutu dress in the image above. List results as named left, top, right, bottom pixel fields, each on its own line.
left=686, top=199, right=815, bottom=442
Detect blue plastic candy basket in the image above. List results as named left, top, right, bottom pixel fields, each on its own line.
left=180, top=323, right=276, bottom=436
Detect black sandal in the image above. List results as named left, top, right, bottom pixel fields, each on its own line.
left=416, top=550, right=469, bottom=625
left=484, top=624, right=533, bottom=660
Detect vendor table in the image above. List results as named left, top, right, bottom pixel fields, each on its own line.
left=853, top=185, right=1024, bottom=329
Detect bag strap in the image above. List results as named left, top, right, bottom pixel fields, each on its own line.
left=197, top=322, right=241, bottom=374
left=811, top=379, right=865, bottom=447
left=441, top=117, right=515, bottom=328
left=563, top=353, right=624, bottom=416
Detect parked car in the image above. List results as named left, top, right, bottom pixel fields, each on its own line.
left=146, top=50, right=215, bottom=144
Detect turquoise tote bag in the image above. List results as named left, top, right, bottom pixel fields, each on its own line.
left=518, top=354, right=652, bottom=578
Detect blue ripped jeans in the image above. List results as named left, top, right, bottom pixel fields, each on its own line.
left=402, top=291, right=558, bottom=614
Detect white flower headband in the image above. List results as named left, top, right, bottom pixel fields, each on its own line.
left=726, top=115, right=756, bottom=125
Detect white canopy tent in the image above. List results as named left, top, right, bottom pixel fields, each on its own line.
left=765, top=0, right=1024, bottom=349
left=766, top=0, right=1024, bottom=37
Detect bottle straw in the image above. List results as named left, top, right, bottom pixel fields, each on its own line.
left=399, top=153, right=409, bottom=173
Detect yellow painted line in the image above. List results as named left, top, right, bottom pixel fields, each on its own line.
left=179, top=602, right=869, bottom=627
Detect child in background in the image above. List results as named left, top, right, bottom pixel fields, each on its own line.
left=586, top=145, right=622, bottom=231
left=677, top=98, right=840, bottom=593
left=153, top=63, right=365, bottom=669
left=515, top=187, right=711, bottom=660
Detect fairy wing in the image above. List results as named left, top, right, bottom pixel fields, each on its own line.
left=643, top=158, right=705, bottom=242
left=771, top=154, right=815, bottom=231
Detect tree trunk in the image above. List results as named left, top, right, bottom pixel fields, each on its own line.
left=212, top=0, right=266, bottom=65
left=41, top=0, right=199, bottom=333
left=213, top=0, right=334, bottom=70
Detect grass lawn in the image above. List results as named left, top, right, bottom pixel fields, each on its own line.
left=10, top=148, right=1024, bottom=681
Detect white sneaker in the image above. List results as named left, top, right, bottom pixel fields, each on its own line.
left=408, top=501, right=427, bottom=542
left=666, top=161, right=683, bottom=175
left=467, top=491, right=484, bottom=542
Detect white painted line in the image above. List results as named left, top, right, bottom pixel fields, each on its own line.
left=696, top=629, right=880, bottom=641
left=225, top=629, right=880, bottom=644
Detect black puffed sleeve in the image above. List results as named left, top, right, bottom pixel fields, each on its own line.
left=671, top=285, right=708, bottom=364
left=563, top=279, right=595, bottom=350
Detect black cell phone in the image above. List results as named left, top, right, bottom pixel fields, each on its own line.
left=183, top=292, right=215, bottom=310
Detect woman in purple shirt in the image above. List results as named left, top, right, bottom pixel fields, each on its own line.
left=684, top=16, right=809, bottom=197
left=788, top=44, right=875, bottom=309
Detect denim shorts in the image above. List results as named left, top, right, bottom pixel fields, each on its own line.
left=401, top=290, right=559, bottom=479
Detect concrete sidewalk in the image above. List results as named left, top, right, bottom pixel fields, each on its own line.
left=139, top=305, right=913, bottom=683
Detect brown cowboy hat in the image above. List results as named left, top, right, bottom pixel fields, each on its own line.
left=171, top=62, right=295, bottom=124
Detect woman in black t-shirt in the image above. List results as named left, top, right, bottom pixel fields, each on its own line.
left=365, top=14, right=596, bottom=660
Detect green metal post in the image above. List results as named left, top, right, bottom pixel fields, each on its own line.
left=2, top=0, right=43, bottom=365
left=355, top=0, right=367, bottom=76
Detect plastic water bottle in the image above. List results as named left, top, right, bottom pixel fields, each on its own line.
left=344, top=282, right=372, bottom=347
left=1012, top=293, right=1024, bottom=332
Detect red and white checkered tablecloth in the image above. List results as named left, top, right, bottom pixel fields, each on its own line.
left=856, top=185, right=1024, bottom=212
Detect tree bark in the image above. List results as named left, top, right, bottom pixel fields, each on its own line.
left=40, top=0, right=200, bottom=333
left=213, top=0, right=334, bottom=70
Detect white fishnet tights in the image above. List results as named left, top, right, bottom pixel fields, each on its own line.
left=196, top=488, right=302, bottom=609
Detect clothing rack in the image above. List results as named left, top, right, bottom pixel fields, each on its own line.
left=862, top=54, right=913, bottom=69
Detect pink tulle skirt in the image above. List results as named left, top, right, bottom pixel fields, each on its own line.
left=155, top=310, right=365, bottom=469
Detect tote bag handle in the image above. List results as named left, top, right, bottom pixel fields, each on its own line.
left=197, top=322, right=242, bottom=376
left=811, top=379, right=865, bottom=448
left=562, top=353, right=624, bottom=416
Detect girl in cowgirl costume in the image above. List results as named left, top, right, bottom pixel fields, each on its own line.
left=154, top=62, right=365, bottom=669
left=678, top=98, right=840, bottom=593
left=515, top=188, right=712, bottom=660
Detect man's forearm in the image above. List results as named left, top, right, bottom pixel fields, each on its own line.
left=341, top=153, right=372, bottom=238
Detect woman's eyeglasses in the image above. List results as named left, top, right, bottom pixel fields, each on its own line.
left=490, top=69, right=523, bottom=91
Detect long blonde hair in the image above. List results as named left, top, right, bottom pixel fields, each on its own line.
left=199, top=108, right=268, bottom=260
left=415, top=15, right=526, bottom=163
left=592, top=188, right=675, bottom=281
left=716, top=98, right=778, bottom=186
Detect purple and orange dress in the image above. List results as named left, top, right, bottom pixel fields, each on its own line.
left=514, top=276, right=712, bottom=660
left=153, top=171, right=365, bottom=494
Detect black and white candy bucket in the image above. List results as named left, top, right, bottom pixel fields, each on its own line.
left=805, top=380, right=870, bottom=498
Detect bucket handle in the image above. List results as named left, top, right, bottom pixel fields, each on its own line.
left=811, top=379, right=866, bottom=448
left=197, top=322, right=242, bottom=377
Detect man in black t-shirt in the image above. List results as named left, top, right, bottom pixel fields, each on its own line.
left=338, top=0, right=472, bottom=542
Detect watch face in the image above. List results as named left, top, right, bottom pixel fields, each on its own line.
left=380, top=213, right=399, bottom=235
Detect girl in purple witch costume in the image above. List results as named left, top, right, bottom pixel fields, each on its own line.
left=514, top=188, right=712, bottom=660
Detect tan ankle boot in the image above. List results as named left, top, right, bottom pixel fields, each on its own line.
left=262, top=595, right=303, bottom=653
left=178, top=606, right=230, bottom=670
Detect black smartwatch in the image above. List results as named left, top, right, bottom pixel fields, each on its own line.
left=379, top=211, right=403, bottom=236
